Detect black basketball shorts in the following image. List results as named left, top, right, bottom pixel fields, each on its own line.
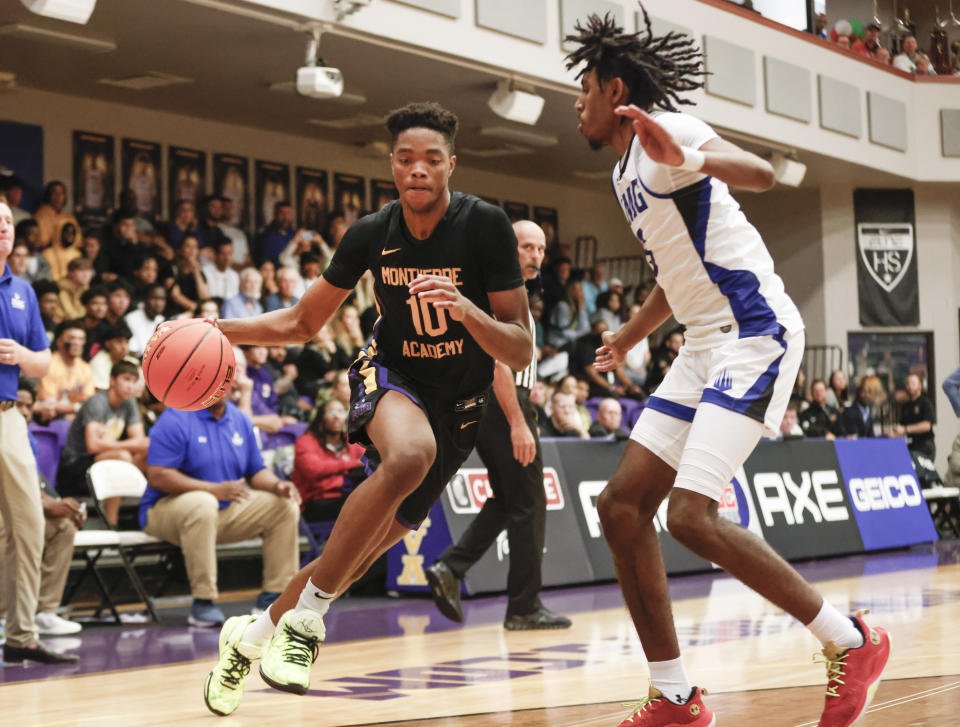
left=346, top=353, right=488, bottom=529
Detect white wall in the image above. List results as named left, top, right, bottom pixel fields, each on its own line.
left=1, top=87, right=632, bottom=258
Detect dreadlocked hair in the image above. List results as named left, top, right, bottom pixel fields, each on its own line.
left=564, top=3, right=707, bottom=112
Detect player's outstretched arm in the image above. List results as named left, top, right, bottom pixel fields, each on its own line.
left=615, top=105, right=775, bottom=192
left=217, top=277, right=352, bottom=346
left=595, top=284, right=671, bottom=372
left=409, top=275, right=532, bottom=372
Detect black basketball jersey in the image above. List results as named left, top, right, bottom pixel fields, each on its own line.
left=323, top=192, right=523, bottom=397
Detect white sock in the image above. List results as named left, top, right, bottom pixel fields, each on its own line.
left=806, top=601, right=863, bottom=650
left=242, top=610, right=276, bottom=646
left=648, top=656, right=692, bottom=705
left=296, top=578, right=336, bottom=617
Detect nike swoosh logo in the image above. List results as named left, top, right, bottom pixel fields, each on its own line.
left=382, top=247, right=402, bottom=256
left=460, top=420, right=477, bottom=430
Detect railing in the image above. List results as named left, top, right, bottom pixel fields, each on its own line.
left=802, top=344, right=844, bottom=386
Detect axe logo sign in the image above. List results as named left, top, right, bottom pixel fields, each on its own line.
left=752, top=469, right=850, bottom=528
left=578, top=480, right=671, bottom=538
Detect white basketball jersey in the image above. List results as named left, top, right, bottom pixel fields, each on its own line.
left=612, top=111, right=803, bottom=350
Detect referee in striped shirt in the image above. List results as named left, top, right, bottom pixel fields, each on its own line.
left=426, top=221, right=571, bottom=630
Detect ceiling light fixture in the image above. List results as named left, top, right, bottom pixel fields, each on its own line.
left=478, top=125, right=558, bottom=147
left=20, top=0, right=95, bottom=25
left=487, top=79, right=545, bottom=126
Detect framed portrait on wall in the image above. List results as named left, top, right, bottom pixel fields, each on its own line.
left=503, top=201, right=529, bottom=223
left=295, top=166, right=328, bottom=232
left=213, top=153, right=249, bottom=231
left=72, top=130, right=114, bottom=232
left=369, top=178, right=398, bottom=211
left=168, top=145, right=206, bottom=216
left=333, top=172, right=366, bottom=227
left=847, top=331, right=936, bottom=416
left=254, top=160, right=291, bottom=232
left=121, top=138, right=161, bottom=222
left=533, top=205, right=559, bottom=249
left=479, top=196, right=499, bottom=206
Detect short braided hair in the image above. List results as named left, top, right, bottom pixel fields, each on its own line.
left=564, top=3, right=706, bottom=112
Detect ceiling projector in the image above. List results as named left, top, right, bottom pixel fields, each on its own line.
left=297, top=65, right=344, bottom=99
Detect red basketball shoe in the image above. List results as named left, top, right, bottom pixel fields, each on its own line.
left=616, top=686, right=716, bottom=727
left=816, top=610, right=892, bottom=727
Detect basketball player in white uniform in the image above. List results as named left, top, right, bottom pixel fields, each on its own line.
left=566, top=9, right=889, bottom=727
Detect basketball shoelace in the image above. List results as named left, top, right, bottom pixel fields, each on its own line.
left=281, top=625, right=320, bottom=667
left=219, top=649, right=251, bottom=689
left=620, top=693, right=661, bottom=722
left=814, top=650, right=849, bottom=697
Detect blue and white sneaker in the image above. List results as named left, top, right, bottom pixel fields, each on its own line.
left=189, top=600, right=226, bottom=627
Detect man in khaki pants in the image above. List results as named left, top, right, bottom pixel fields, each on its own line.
left=0, top=200, right=77, bottom=664
left=142, top=388, right=301, bottom=627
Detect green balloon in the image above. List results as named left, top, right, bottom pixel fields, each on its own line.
left=850, top=19, right=864, bottom=38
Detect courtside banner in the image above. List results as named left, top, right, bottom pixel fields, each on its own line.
left=741, top=440, right=864, bottom=559
left=435, top=446, right=595, bottom=595
left=833, top=438, right=938, bottom=550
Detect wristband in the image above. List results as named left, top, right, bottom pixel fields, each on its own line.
left=678, top=146, right=706, bottom=172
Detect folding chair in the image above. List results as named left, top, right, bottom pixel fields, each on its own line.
left=80, top=460, right=178, bottom=623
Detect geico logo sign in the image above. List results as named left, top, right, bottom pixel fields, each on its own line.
left=753, top=470, right=849, bottom=527
left=849, top=474, right=922, bottom=511
left=447, top=467, right=564, bottom=514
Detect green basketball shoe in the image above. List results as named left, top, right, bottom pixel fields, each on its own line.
left=259, top=608, right=325, bottom=695
left=203, top=615, right=263, bottom=716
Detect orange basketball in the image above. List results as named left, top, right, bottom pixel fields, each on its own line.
left=142, top=319, right=236, bottom=411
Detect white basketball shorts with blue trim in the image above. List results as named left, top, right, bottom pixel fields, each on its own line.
left=632, top=328, right=804, bottom=473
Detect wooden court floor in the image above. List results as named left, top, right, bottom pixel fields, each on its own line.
left=2, top=552, right=958, bottom=727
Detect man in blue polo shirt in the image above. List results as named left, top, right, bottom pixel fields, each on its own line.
left=0, top=201, right=77, bottom=664
left=143, top=390, right=301, bottom=626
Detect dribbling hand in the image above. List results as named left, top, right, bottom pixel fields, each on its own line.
left=408, top=274, right=473, bottom=322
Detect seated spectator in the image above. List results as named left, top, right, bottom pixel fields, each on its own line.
left=0, top=172, right=29, bottom=224
left=840, top=378, right=878, bottom=439
left=331, top=303, right=365, bottom=359
left=264, top=345, right=302, bottom=418
left=352, top=270, right=377, bottom=334
left=221, top=267, right=264, bottom=319
left=888, top=373, right=936, bottom=459
left=197, top=297, right=222, bottom=319
left=90, top=321, right=139, bottom=391
left=835, top=35, right=851, bottom=50
left=124, top=283, right=167, bottom=357
left=165, top=235, right=209, bottom=317
left=529, top=380, right=549, bottom=428
left=776, top=404, right=804, bottom=440
left=142, top=389, right=301, bottom=626
left=80, top=229, right=110, bottom=282
left=915, top=52, right=936, bottom=75
left=799, top=378, right=843, bottom=439
left=589, top=398, right=630, bottom=440
left=645, top=328, right=684, bottom=393
left=541, top=390, right=589, bottom=439
left=295, top=325, right=351, bottom=402
left=116, top=188, right=160, bottom=237
left=34, top=181, right=80, bottom=250
left=78, top=286, right=110, bottom=360
left=130, top=255, right=160, bottom=308
left=57, top=256, right=94, bottom=321
left=259, top=260, right=279, bottom=299
left=876, top=46, right=892, bottom=65
left=814, top=12, right=827, bottom=39
left=278, top=227, right=331, bottom=273
left=547, top=279, right=590, bottom=349
left=264, top=265, right=301, bottom=312
left=852, top=23, right=882, bottom=58
left=594, top=289, right=623, bottom=333
left=557, top=375, right=592, bottom=431
left=8, top=240, right=31, bottom=281
left=299, top=251, right=322, bottom=293
left=33, top=279, right=62, bottom=343
left=622, top=312, right=650, bottom=388
left=105, top=211, right=170, bottom=282
left=56, top=361, right=148, bottom=525
left=540, top=255, right=571, bottom=323
left=218, top=198, right=252, bottom=268
left=201, top=239, right=239, bottom=301
left=826, top=369, right=849, bottom=410
left=293, top=398, right=365, bottom=522
left=244, top=345, right=297, bottom=423
left=16, top=219, right=53, bottom=283
left=165, top=199, right=197, bottom=251
left=256, top=201, right=298, bottom=266
left=581, top=263, right=608, bottom=315
left=329, top=369, right=351, bottom=410
left=195, top=194, right=230, bottom=254
left=104, top=278, right=133, bottom=326
left=789, top=369, right=808, bottom=411
left=893, top=35, right=919, bottom=73
left=35, top=321, right=95, bottom=422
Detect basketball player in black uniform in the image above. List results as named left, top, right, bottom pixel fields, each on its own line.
left=426, top=220, right=571, bottom=630
left=203, top=102, right=533, bottom=715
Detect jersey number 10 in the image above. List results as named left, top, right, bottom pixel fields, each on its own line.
left=405, top=295, right=449, bottom=337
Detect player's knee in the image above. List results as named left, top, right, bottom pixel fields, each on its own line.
left=665, top=495, right=711, bottom=546
left=381, top=443, right=435, bottom=492
left=597, top=479, right=637, bottom=534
